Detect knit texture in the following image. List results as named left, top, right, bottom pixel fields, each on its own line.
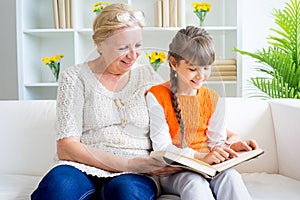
left=148, top=82, right=218, bottom=153
left=55, top=63, right=162, bottom=177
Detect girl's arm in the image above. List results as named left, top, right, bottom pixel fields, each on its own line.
left=206, top=97, right=227, bottom=149
left=146, top=92, right=196, bottom=157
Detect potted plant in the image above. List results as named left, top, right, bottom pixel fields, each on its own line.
left=234, top=0, right=300, bottom=99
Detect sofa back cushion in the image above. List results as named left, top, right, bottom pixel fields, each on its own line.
left=0, top=100, right=56, bottom=176
left=269, top=99, right=300, bottom=181
left=0, top=98, right=279, bottom=176
left=225, top=98, right=279, bottom=174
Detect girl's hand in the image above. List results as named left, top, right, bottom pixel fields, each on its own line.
left=230, top=139, right=258, bottom=152
left=196, top=146, right=238, bottom=165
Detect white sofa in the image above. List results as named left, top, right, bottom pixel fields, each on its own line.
left=0, top=98, right=300, bottom=200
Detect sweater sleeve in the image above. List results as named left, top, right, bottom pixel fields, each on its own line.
left=55, top=66, right=85, bottom=140
left=146, top=92, right=196, bottom=158
left=206, top=97, right=227, bottom=150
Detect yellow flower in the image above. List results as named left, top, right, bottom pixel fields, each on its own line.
left=192, top=1, right=212, bottom=26
left=146, top=51, right=166, bottom=71
left=41, top=54, right=64, bottom=81
left=92, top=1, right=110, bottom=14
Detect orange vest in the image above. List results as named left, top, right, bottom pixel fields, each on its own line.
left=148, top=82, right=218, bottom=153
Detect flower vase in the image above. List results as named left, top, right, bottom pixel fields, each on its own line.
left=151, top=63, right=161, bottom=72
left=41, top=66, right=56, bottom=82
left=49, top=65, right=60, bottom=82
left=41, top=64, right=60, bottom=82
left=195, top=10, right=207, bottom=27
left=199, top=19, right=204, bottom=27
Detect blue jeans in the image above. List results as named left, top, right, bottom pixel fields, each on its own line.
left=31, top=165, right=157, bottom=200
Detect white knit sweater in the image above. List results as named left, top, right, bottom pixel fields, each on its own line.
left=54, top=63, right=162, bottom=177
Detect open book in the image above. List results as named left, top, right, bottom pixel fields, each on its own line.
left=150, top=148, right=264, bottom=178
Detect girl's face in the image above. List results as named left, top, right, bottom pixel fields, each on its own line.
left=98, top=25, right=143, bottom=74
left=172, top=59, right=211, bottom=95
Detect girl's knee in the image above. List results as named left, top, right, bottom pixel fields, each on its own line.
left=220, top=168, right=242, bottom=180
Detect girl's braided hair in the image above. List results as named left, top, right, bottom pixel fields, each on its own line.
left=168, top=26, right=215, bottom=147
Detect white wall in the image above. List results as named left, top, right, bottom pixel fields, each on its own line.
left=238, top=0, right=287, bottom=97
left=0, top=0, right=290, bottom=99
left=0, top=1, right=18, bottom=100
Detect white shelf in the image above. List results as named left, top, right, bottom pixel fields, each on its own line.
left=17, top=0, right=239, bottom=100
left=144, top=26, right=237, bottom=31
left=25, top=83, right=59, bottom=87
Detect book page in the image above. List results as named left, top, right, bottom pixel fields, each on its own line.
left=212, top=149, right=264, bottom=172
left=150, top=150, right=217, bottom=177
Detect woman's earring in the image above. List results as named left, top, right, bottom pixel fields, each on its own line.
left=174, top=71, right=178, bottom=78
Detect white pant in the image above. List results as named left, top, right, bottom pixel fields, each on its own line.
left=159, top=168, right=252, bottom=200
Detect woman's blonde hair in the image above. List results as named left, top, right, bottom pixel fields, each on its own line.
left=92, top=3, right=145, bottom=45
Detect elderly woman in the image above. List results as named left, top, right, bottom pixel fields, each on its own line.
left=31, top=3, right=180, bottom=200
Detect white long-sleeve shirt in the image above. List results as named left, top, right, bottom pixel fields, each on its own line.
left=146, top=91, right=227, bottom=158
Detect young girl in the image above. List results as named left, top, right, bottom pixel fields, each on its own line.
left=146, top=26, right=253, bottom=200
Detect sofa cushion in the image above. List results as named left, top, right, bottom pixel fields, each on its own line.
left=242, top=172, right=300, bottom=200
left=2, top=173, right=300, bottom=200
left=224, top=98, right=278, bottom=174
left=0, top=174, right=40, bottom=200
left=0, top=100, right=56, bottom=176
left=269, top=99, right=300, bottom=181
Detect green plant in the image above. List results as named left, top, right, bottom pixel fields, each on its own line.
left=92, top=1, right=110, bottom=15
left=41, top=54, right=64, bottom=81
left=234, top=0, right=300, bottom=99
left=146, top=51, right=167, bottom=71
left=191, top=1, right=212, bottom=27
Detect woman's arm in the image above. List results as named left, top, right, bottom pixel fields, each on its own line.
left=57, top=136, right=172, bottom=174
left=55, top=68, right=170, bottom=175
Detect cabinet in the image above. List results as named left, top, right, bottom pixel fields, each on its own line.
left=17, top=0, right=239, bottom=100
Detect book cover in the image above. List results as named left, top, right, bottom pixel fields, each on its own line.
left=58, top=0, right=66, bottom=29
left=211, top=64, right=237, bottom=71
left=162, top=0, right=169, bottom=27
left=207, top=76, right=237, bottom=81
left=69, top=0, right=73, bottom=28
left=177, top=0, right=184, bottom=27
left=210, top=71, right=237, bottom=76
left=214, top=59, right=236, bottom=65
left=155, top=0, right=163, bottom=27
left=65, top=0, right=71, bottom=28
left=169, top=0, right=177, bottom=27
left=52, top=0, right=59, bottom=29
left=150, top=149, right=264, bottom=178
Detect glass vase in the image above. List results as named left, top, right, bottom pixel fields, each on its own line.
left=151, top=63, right=161, bottom=72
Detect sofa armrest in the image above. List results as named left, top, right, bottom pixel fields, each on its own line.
left=269, top=99, right=300, bottom=181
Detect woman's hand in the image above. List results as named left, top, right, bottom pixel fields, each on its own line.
left=127, top=156, right=183, bottom=175
left=127, top=157, right=182, bottom=176
left=148, top=166, right=183, bottom=176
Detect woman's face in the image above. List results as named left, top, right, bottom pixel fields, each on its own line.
left=99, top=25, right=143, bottom=74
left=172, top=59, right=211, bottom=95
